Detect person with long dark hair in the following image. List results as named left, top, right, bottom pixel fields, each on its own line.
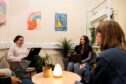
left=67, top=35, right=93, bottom=75
left=76, top=21, right=126, bottom=84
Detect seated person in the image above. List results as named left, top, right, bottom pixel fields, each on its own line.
left=67, top=35, right=92, bottom=75
left=75, top=21, right=126, bottom=84
left=6, top=35, right=33, bottom=83
left=7, top=35, right=29, bottom=71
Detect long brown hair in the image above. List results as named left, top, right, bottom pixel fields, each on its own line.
left=80, top=35, right=89, bottom=51
left=96, top=21, right=126, bottom=51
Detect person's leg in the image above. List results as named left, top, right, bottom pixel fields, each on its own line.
left=20, top=75, right=33, bottom=84
left=22, top=79, right=33, bottom=84
left=74, top=63, right=81, bottom=75
left=74, top=63, right=86, bottom=75
left=67, top=62, right=74, bottom=72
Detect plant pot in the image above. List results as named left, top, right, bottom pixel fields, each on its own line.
left=63, top=58, right=69, bottom=70
left=42, top=66, right=52, bottom=78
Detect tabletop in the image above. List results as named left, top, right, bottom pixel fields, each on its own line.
left=32, top=71, right=81, bottom=84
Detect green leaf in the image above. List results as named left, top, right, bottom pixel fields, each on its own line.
left=43, top=53, right=52, bottom=67
left=0, top=57, right=4, bottom=63
left=89, top=27, right=96, bottom=45
left=57, top=37, right=73, bottom=57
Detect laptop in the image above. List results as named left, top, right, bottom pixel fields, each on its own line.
left=25, top=48, right=41, bottom=60
left=24, top=48, right=41, bottom=67
left=14, top=59, right=31, bottom=77
left=69, top=54, right=82, bottom=63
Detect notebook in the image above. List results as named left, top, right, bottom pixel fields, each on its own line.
left=69, top=54, right=82, bottom=63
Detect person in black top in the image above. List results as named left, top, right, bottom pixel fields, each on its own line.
left=76, top=21, right=126, bottom=84
left=74, top=43, right=92, bottom=62
left=67, top=35, right=93, bottom=75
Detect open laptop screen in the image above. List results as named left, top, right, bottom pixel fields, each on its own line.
left=14, top=59, right=31, bottom=77
left=25, top=48, right=41, bottom=60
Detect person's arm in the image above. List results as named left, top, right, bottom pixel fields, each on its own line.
left=11, top=76, right=22, bottom=84
left=7, top=47, right=21, bottom=62
left=0, top=77, right=11, bottom=84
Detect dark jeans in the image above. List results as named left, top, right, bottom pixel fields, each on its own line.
left=20, top=75, right=33, bottom=84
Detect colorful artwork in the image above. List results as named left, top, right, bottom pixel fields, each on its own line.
left=0, top=0, right=7, bottom=24
left=55, top=13, right=67, bottom=31
left=27, top=12, right=41, bottom=30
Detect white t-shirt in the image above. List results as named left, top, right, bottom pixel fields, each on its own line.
left=7, top=44, right=29, bottom=62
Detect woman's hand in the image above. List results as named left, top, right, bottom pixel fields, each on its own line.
left=80, top=64, right=86, bottom=69
left=11, top=76, right=22, bottom=84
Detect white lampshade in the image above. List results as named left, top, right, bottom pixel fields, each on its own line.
left=53, top=64, right=62, bottom=78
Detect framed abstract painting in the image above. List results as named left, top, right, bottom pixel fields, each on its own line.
left=0, top=0, right=7, bottom=25
left=27, top=12, right=41, bottom=30
left=55, top=13, right=67, bottom=31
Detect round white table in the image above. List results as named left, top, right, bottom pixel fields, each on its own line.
left=32, top=71, right=81, bottom=84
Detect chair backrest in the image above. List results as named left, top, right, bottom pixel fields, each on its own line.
left=5, top=52, right=19, bottom=71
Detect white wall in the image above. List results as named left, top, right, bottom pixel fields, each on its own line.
left=1, top=0, right=125, bottom=44
left=86, top=0, right=105, bottom=11
left=0, top=0, right=89, bottom=44
left=87, top=0, right=126, bottom=35
left=112, top=0, right=126, bottom=34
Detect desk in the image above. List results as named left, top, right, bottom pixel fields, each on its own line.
left=32, top=71, right=81, bottom=84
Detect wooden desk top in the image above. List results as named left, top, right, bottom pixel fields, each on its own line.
left=32, top=71, right=81, bottom=84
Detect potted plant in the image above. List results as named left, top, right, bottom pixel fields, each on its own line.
left=0, top=56, right=4, bottom=63
left=57, top=37, right=73, bottom=58
left=89, top=27, right=96, bottom=45
left=34, top=56, right=44, bottom=73
left=42, top=53, right=53, bottom=78
left=57, top=37, right=73, bottom=70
